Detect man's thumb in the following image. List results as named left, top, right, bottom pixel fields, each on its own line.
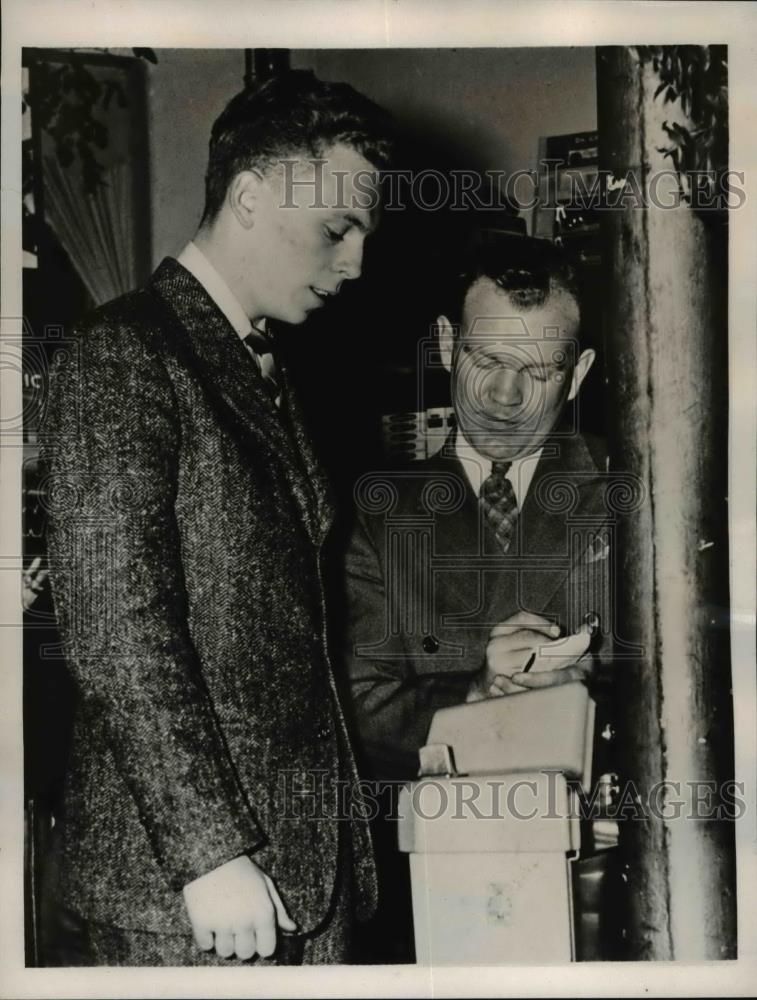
left=264, top=874, right=299, bottom=932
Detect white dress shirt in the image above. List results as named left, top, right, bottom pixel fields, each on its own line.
left=177, top=241, right=280, bottom=405
left=455, top=432, right=543, bottom=511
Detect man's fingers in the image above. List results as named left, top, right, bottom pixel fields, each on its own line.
left=264, top=874, right=298, bottom=933
left=254, top=914, right=277, bottom=958
left=488, top=630, right=563, bottom=657
left=524, top=631, right=592, bottom=674
left=490, top=612, right=560, bottom=638
left=193, top=927, right=215, bottom=951
left=488, top=630, right=558, bottom=653
left=510, top=662, right=587, bottom=689
left=234, top=928, right=257, bottom=961
left=490, top=620, right=560, bottom=640
left=490, top=674, right=525, bottom=696
left=181, top=856, right=290, bottom=962
left=214, top=930, right=235, bottom=958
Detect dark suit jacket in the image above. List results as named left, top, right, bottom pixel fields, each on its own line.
left=41, top=258, right=376, bottom=935
left=344, top=431, right=613, bottom=780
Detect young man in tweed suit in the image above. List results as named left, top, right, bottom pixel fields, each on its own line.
left=41, top=71, right=392, bottom=966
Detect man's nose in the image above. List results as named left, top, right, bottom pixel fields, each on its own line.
left=335, top=235, right=364, bottom=280
left=485, top=368, right=523, bottom=408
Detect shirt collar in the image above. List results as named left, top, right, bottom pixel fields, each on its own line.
left=177, top=241, right=264, bottom=341
left=454, top=432, right=543, bottom=511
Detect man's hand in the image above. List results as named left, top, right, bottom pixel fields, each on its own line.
left=467, top=611, right=560, bottom=701
left=508, top=624, right=593, bottom=691
left=467, top=611, right=593, bottom=701
left=182, top=855, right=297, bottom=961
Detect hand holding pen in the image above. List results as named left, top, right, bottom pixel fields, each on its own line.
left=509, top=611, right=600, bottom=691
left=467, top=610, right=600, bottom=701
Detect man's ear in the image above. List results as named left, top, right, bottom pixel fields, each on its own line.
left=568, top=348, right=596, bottom=401
left=228, top=170, right=264, bottom=229
left=437, top=315, right=455, bottom=373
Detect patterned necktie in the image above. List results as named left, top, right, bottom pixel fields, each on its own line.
left=480, top=461, right=519, bottom=553
left=244, top=330, right=281, bottom=406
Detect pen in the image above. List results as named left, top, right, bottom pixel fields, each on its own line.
left=522, top=612, right=599, bottom=673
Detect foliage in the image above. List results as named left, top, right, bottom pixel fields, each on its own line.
left=22, top=48, right=156, bottom=195
left=635, top=45, right=728, bottom=207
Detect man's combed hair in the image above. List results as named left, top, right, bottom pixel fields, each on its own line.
left=448, top=234, right=580, bottom=323
left=202, top=69, right=394, bottom=223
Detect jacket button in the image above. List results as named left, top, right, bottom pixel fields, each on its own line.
left=422, top=634, right=440, bottom=654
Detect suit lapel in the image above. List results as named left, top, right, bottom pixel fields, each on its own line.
left=424, top=444, right=481, bottom=560
left=518, top=431, right=607, bottom=619
left=429, top=432, right=607, bottom=632
left=149, top=258, right=330, bottom=545
left=423, top=443, right=507, bottom=633
left=275, top=357, right=334, bottom=542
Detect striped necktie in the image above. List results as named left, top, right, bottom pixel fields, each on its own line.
left=244, top=330, right=281, bottom=406
left=480, top=461, right=519, bottom=553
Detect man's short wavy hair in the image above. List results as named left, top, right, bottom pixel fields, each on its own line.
left=447, top=234, right=581, bottom=328
left=202, top=69, right=394, bottom=224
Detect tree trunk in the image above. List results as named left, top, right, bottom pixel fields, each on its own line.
left=596, top=45, right=736, bottom=960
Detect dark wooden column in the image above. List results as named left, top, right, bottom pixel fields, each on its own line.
left=243, top=49, right=290, bottom=88
left=596, top=46, right=736, bottom=960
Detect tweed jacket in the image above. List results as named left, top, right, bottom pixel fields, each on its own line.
left=41, top=258, right=377, bottom=935
left=344, top=430, right=614, bottom=780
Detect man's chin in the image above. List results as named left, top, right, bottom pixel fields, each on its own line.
left=463, top=431, right=542, bottom=464
left=483, top=447, right=532, bottom=463
left=274, top=307, right=310, bottom=326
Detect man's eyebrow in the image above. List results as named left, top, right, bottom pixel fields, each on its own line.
left=461, top=344, right=569, bottom=367
left=342, top=211, right=375, bottom=235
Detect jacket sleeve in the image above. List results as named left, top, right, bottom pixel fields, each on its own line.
left=41, top=314, right=266, bottom=891
left=344, top=511, right=472, bottom=780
